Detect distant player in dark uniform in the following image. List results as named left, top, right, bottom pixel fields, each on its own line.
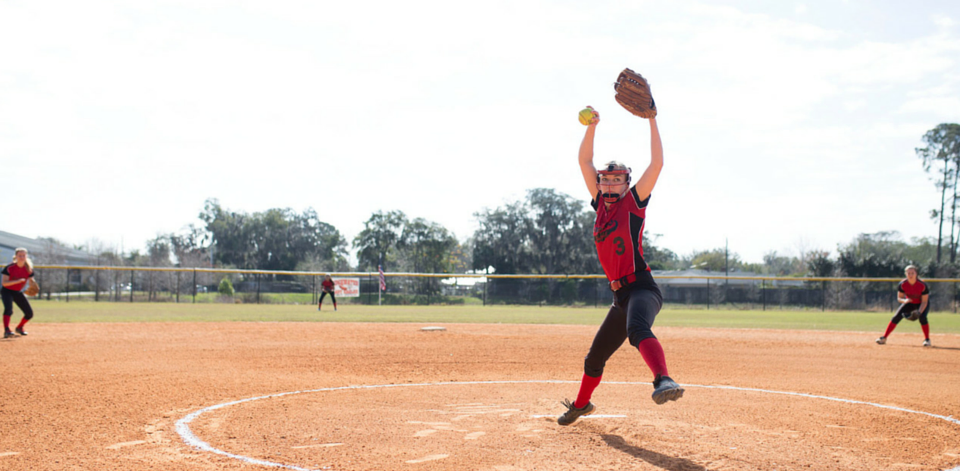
left=318, top=274, right=337, bottom=311
left=558, top=106, right=683, bottom=426
left=2, top=248, right=36, bottom=338
left=876, top=265, right=931, bottom=347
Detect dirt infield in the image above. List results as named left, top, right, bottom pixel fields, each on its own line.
left=0, top=322, right=958, bottom=470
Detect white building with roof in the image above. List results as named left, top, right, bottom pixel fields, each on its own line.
left=0, top=230, right=98, bottom=266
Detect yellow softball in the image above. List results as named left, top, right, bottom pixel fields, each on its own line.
left=578, top=107, right=597, bottom=125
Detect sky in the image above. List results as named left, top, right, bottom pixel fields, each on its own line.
left=2, top=0, right=959, bottom=265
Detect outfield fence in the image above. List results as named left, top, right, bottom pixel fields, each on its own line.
left=24, top=265, right=960, bottom=313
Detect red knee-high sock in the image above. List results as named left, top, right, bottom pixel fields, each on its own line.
left=16, top=318, right=28, bottom=329
left=883, top=322, right=897, bottom=338
left=638, top=337, right=669, bottom=378
left=3, top=315, right=10, bottom=332
left=922, top=324, right=930, bottom=340
left=574, top=374, right=602, bottom=409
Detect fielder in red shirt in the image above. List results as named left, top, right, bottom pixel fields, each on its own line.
left=558, top=106, right=683, bottom=426
left=876, top=265, right=931, bottom=347
left=2, top=248, right=37, bottom=338
left=318, top=274, right=337, bottom=311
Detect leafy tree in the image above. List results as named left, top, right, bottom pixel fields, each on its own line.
left=472, top=201, right=532, bottom=274
left=397, top=218, right=458, bottom=274
left=835, top=231, right=923, bottom=277
left=806, top=251, right=836, bottom=277
left=917, top=123, right=960, bottom=263
left=168, top=224, right=211, bottom=267
left=397, top=218, right=458, bottom=297
left=199, top=199, right=347, bottom=271
left=526, top=189, right=590, bottom=274
left=353, top=210, right=407, bottom=271
left=472, top=189, right=599, bottom=274
left=447, top=238, right=473, bottom=274
left=762, top=251, right=801, bottom=276
left=687, top=248, right=741, bottom=273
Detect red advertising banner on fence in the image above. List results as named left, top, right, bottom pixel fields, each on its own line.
left=333, top=278, right=360, bottom=297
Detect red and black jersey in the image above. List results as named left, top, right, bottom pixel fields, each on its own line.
left=898, top=278, right=929, bottom=304
left=2, top=263, right=34, bottom=291
left=321, top=279, right=335, bottom=292
left=592, top=187, right=651, bottom=282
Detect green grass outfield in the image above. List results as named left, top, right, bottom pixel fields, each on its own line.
left=20, top=300, right=960, bottom=333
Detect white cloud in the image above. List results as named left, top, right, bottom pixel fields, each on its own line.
left=933, top=15, right=956, bottom=28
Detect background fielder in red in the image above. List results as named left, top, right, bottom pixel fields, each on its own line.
left=558, top=106, right=683, bottom=426
left=318, top=274, right=337, bottom=311
left=876, top=265, right=931, bottom=347
left=2, top=248, right=36, bottom=338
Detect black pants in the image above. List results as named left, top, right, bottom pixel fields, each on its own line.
left=891, top=302, right=929, bottom=325
left=1, top=288, right=33, bottom=322
left=583, top=284, right=663, bottom=377
left=319, top=291, right=336, bottom=304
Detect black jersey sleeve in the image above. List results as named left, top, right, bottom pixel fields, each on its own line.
left=630, top=187, right=650, bottom=208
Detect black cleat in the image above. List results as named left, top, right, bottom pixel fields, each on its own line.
left=557, top=399, right=595, bottom=426
left=14, top=327, right=27, bottom=336
left=652, top=375, right=684, bottom=405
left=3, top=331, right=15, bottom=339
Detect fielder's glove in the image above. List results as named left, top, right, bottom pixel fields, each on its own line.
left=903, top=309, right=920, bottom=321
left=23, top=279, right=39, bottom=297
left=614, top=68, right=657, bottom=119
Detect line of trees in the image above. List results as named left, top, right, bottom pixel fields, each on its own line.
left=28, top=123, right=959, bottom=282
left=51, top=201, right=946, bottom=282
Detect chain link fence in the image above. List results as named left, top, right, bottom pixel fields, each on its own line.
left=28, top=266, right=960, bottom=312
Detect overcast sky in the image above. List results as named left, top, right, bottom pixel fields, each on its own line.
left=2, top=0, right=959, bottom=265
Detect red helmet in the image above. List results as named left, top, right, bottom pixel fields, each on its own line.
left=596, top=161, right=631, bottom=203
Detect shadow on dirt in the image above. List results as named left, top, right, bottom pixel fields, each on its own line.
left=602, top=434, right=706, bottom=470
left=931, top=345, right=960, bottom=351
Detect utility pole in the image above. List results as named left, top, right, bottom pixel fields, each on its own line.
left=725, top=238, right=729, bottom=278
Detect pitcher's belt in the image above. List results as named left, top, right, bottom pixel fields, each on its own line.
left=610, top=273, right=637, bottom=292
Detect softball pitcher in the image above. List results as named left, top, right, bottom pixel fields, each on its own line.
left=558, top=106, right=683, bottom=426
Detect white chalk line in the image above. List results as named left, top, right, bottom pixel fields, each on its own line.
left=530, top=414, right=627, bottom=419
left=175, top=380, right=960, bottom=471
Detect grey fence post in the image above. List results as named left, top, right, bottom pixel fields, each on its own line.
left=192, top=269, right=197, bottom=303
left=706, top=278, right=710, bottom=310
left=65, top=269, right=70, bottom=303
left=483, top=277, right=487, bottom=306
left=761, top=279, right=765, bottom=311
left=256, top=273, right=261, bottom=304
left=176, top=271, right=180, bottom=303
left=130, top=270, right=134, bottom=303
left=821, top=281, right=825, bottom=311
left=594, top=279, right=598, bottom=308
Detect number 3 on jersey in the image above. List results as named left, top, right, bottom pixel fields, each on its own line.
left=613, top=236, right=626, bottom=255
